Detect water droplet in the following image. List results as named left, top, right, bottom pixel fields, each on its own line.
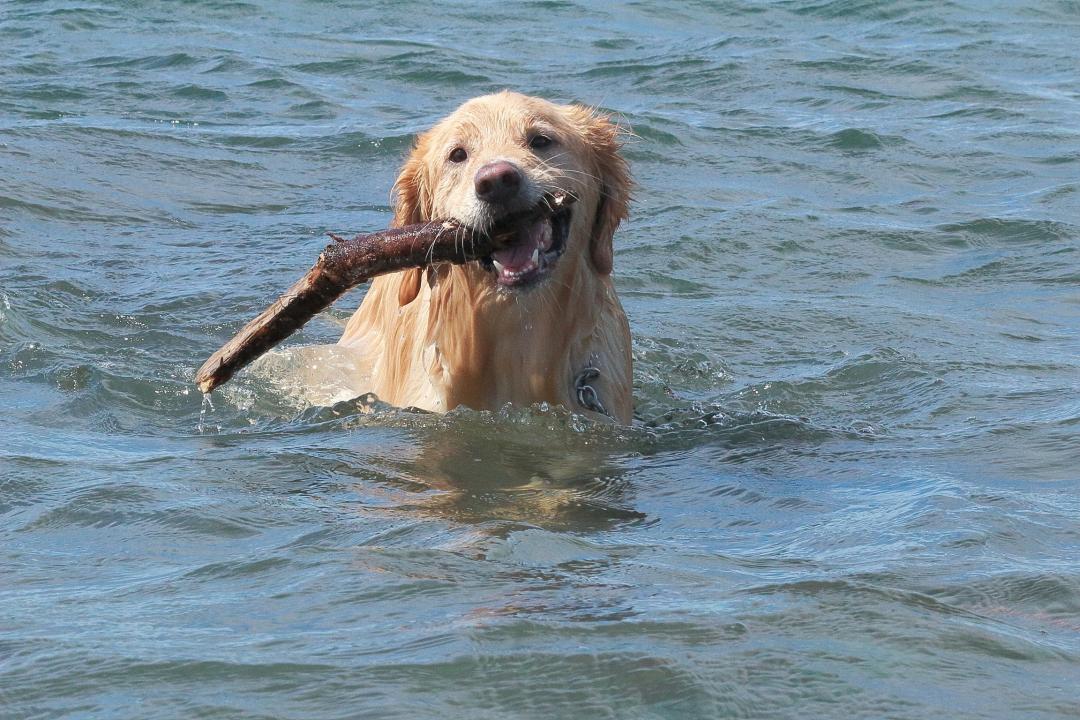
left=198, top=392, right=215, bottom=433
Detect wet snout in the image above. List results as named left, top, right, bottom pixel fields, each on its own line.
left=474, top=160, right=523, bottom=205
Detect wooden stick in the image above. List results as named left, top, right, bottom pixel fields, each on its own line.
left=194, top=194, right=571, bottom=394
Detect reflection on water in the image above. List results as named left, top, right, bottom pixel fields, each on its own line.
left=385, top=409, right=646, bottom=530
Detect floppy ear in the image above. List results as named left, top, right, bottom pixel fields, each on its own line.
left=572, top=108, right=632, bottom=275
left=392, top=133, right=434, bottom=305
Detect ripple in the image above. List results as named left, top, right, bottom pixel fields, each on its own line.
left=936, top=217, right=1075, bottom=245
left=930, top=572, right=1080, bottom=621
left=784, top=0, right=919, bottom=20
left=170, top=84, right=228, bottom=101
left=824, top=127, right=886, bottom=150
left=85, top=52, right=203, bottom=70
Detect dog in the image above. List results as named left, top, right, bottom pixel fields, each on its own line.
left=338, top=91, right=633, bottom=423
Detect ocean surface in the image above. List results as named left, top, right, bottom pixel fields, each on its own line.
left=2, top=1, right=1079, bottom=718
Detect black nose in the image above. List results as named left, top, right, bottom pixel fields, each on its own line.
left=474, top=160, right=522, bottom=204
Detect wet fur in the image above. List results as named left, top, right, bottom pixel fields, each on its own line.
left=338, top=92, right=633, bottom=423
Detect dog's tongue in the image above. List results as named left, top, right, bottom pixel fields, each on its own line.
left=492, top=217, right=551, bottom=272
left=492, top=240, right=535, bottom=271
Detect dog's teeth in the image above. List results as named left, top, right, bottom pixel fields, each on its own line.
left=530, top=247, right=539, bottom=265
left=492, top=259, right=505, bottom=273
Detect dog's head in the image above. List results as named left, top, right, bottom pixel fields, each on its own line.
left=392, top=92, right=631, bottom=300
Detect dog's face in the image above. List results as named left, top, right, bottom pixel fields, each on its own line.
left=393, top=92, right=631, bottom=295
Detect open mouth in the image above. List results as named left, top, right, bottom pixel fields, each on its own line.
left=481, top=201, right=572, bottom=288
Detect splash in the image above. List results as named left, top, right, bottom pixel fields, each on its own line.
left=197, top=391, right=216, bottom=434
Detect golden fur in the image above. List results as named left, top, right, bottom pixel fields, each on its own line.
left=338, top=92, right=633, bottom=423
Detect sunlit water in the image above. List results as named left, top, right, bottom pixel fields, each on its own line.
left=2, top=1, right=1079, bottom=718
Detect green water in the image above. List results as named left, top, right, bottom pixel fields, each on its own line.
left=2, top=1, right=1078, bottom=718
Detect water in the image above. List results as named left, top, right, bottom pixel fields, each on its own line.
left=2, top=1, right=1078, bottom=717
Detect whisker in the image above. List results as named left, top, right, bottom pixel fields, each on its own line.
left=532, top=157, right=622, bottom=205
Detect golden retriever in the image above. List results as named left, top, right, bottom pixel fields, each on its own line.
left=338, top=91, right=633, bottom=423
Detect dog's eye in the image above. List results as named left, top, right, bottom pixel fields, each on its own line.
left=448, top=147, right=467, bottom=163
left=529, top=134, right=553, bottom=150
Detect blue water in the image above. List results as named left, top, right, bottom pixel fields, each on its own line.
left=2, top=1, right=1078, bottom=718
